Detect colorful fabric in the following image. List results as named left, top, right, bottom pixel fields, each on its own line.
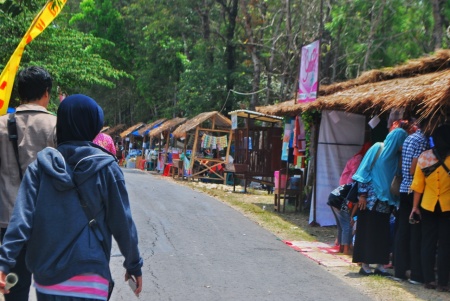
left=400, top=130, right=429, bottom=193
left=93, top=133, right=117, bottom=154
left=35, top=274, right=109, bottom=300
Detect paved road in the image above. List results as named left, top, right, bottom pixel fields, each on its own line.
left=19, top=168, right=371, bottom=301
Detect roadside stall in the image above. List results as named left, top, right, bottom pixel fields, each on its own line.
left=134, top=118, right=167, bottom=169
left=226, top=109, right=283, bottom=192
left=148, top=117, right=187, bottom=175
left=119, top=122, right=146, bottom=167
left=256, top=49, right=450, bottom=225
left=172, top=111, right=233, bottom=183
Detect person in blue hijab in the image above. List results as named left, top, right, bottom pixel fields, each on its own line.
left=56, top=94, right=104, bottom=144
left=351, top=128, right=408, bottom=276
left=0, top=94, right=143, bottom=300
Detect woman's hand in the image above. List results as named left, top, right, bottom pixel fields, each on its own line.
left=358, top=196, right=367, bottom=210
left=125, top=272, right=143, bottom=297
left=409, top=206, right=421, bottom=222
left=0, top=271, right=9, bottom=295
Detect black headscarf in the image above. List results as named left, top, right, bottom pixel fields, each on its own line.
left=57, top=94, right=104, bottom=145
left=432, top=124, right=450, bottom=159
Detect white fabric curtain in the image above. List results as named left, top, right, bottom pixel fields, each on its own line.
left=309, top=110, right=366, bottom=226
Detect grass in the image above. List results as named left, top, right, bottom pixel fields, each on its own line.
left=183, top=182, right=323, bottom=242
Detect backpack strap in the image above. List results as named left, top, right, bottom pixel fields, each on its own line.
left=7, top=113, right=23, bottom=180
left=432, top=148, right=450, bottom=177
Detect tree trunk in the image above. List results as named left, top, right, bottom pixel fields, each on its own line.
left=431, top=0, right=443, bottom=50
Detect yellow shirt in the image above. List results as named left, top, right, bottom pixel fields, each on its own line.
left=411, top=150, right=450, bottom=212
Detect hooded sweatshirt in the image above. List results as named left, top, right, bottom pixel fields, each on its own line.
left=0, top=142, right=143, bottom=285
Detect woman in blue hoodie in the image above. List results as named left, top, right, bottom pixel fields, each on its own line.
left=0, top=94, right=143, bottom=300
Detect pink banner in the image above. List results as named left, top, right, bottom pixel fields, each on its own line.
left=297, top=40, right=320, bottom=103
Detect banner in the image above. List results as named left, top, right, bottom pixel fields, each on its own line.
left=0, top=0, right=67, bottom=116
left=297, top=40, right=320, bottom=103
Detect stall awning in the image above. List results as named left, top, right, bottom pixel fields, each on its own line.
left=229, top=109, right=283, bottom=123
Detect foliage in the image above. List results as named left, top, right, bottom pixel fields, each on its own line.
left=1, top=0, right=450, bottom=127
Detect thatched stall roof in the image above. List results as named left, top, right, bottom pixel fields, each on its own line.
left=137, top=118, right=167, bottom=136
left=104, top=124, right=126, bottom=137
left=100, top=126, right=110, bottom=133
left=149, top=117, right=187, bottom=137
left=256, top=49, right=450, bottom=129
left=172, top=111, right=232, bottom=138
left=119, top=122, right=145, bottom=138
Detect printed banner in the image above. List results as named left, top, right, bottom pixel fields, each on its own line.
left=0, top=0, right=67, bottom=115
left=297, top=40, right=320, bottom=103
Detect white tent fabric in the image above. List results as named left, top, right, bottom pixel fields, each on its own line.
left=309, top=110, right=366, bottom=226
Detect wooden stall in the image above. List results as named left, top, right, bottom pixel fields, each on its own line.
left=226, top=110, right=283, bottom=192
left=172, top=111, right=233, bottom=183
left=148, top=117, right=187, bottom=176
left=119, top=122, right=146, bottom=152
left=138, top=118, right=167, bottom=151
left=256, top=49, right=450, bottom=223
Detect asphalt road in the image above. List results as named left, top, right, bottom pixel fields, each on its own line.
left=20, top=168, right=371, bottom=301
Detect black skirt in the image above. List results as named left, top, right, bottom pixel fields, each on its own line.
left=352, top=208, right=391, bottom=264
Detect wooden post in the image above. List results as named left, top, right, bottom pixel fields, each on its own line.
left=224, top=129, right=233, bottom=184
left=189, top=126, right=200, bottom=179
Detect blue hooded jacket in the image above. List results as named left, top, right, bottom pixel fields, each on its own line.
left=0, top=142, right=143, bottom=285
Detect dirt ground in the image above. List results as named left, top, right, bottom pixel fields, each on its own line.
left=164, top=177, right=450, bottom=301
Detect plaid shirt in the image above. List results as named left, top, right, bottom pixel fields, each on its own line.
left=400, top=130, right=429, bottom=193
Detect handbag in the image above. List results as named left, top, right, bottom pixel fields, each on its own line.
left=345, top=182, right=358, bottom=203
left=390, top=175, right=402, bottom=197
left=327, top=194, right=344, bottom=209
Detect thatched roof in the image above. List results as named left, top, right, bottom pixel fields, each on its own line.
left=256, top=49, right=450, bottom=130
left=100, top=126, right=110, bottom=133
left=104, top=124, right=126, bottom=137
left=119, top=122, right=146, bottom=138
left=149, top=117, right=187, bottom=137
left=137, top=118, right=167, bottom=136
left=172, top=111, right=232, bottom=138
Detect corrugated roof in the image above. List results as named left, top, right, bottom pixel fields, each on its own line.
left=229, top=109, right=283, bottom=123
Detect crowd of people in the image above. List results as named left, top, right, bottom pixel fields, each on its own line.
left=328, top=117, right=450, bottom=292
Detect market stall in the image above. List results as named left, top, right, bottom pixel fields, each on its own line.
left=172, top=111, right=233, bottom=183
left=256, top=49, right=450, bottom=225
left=148, top=117, right=187, bottom=175
left=226, top=109, right=283, bottom=192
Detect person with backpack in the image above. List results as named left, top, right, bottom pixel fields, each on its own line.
left=0, top=66, right=57, bottom=301
left=0, top=94, right=143, bottom=300
left=410, top=124, right=450, bottom=292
